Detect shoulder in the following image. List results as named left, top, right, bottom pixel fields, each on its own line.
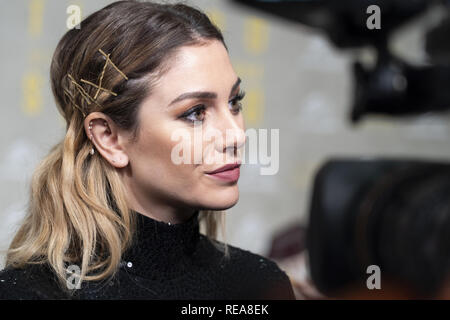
left=0, top=264, right=69, bottom=300
left=199, top=236, right=295, bottom=299
left=226, top=243, right=295, bottom=299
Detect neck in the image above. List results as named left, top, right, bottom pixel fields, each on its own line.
left=130, top=201, right=196, bottom=225
left=121, top=172, right=197, bottom=225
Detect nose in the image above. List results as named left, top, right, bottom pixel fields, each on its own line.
left=214, top=106, right=246, bottom=157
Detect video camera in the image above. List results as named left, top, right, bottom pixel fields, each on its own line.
left=233, top=0, right=450, bottom=122
left=234, top=0, right=450, bottom=297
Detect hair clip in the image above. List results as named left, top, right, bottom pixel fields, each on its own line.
left=64, top=88, right=86, bottom=118
left=65, top=49, right=129, bottom=118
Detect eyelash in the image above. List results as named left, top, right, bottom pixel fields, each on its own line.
left=180, top=90, right=246, bottom=124
left=230, top=90, right=246, bottom=114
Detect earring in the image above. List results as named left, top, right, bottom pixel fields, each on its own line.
left=89, top=121, right=95, bottom=155
left=88, top=121, right=93, bottom=140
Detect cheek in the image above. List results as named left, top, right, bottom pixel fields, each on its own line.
left=135, top=123, right=200, bottom=181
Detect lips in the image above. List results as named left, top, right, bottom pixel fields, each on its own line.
left=206, top=163, right=241, bottom=174
left=205, top=163, right=241, bottom=182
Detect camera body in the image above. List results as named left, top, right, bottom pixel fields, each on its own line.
left=307, top=159, right=450, bottom=296
left=233, top=0, right=450, bottom=122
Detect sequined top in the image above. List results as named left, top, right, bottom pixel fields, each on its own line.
left=0, top=211, right=295, bottom=300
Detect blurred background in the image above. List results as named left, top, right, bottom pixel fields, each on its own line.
left=1, top=0, right=450, bottom=298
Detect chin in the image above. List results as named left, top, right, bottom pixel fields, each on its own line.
left=200, top=185, right=239, bottom=210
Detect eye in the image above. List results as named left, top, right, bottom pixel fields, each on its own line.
left=229, top=90, right=246, bottom=114
left=180, top=104, right=206, bottom=123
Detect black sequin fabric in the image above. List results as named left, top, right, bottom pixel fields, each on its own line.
left=0, top=211, right=295, bottom=300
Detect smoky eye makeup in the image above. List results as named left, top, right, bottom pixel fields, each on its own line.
left=229, top=90, right=246, bottom=108
left=178, top=90, right=246, bottom=124
left=178, top=104, right=207, bottom=123
left=176, top=81, right=246, bottom=124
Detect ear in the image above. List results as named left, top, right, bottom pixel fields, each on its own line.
left=84, top=112, right=129, bottom=168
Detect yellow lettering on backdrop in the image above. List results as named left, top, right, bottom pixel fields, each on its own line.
left=243, top=88, right=264, bottom=126
left=22, top=72, right=44, bottom=116
left=244, top=17, right=269, bottom=55
left=28, top=0, right=46, bottom=37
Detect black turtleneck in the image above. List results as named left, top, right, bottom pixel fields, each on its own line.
left=0, top=211, right=295, bottom=300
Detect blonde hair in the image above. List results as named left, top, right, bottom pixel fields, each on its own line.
left=5, top=1, right=228, bottom=289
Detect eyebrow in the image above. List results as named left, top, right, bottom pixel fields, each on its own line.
left=168, top=77, right=241, bottom=107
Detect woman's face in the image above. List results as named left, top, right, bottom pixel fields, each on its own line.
left=120, top=40, right=246, bottom=219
